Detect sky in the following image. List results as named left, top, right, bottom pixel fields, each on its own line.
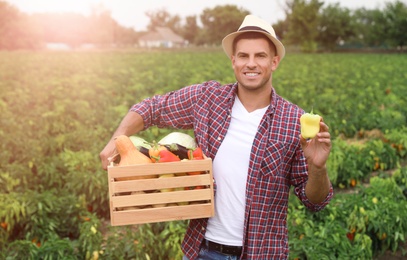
left=5, top=0, right=403, bottom=31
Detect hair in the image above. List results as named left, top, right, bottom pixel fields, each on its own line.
left=232, top=32, right=277, bottom=56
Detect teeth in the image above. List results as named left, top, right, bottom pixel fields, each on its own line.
left=246, top=73, right=258, bottom=76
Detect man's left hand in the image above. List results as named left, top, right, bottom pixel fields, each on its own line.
left=300, top=118, right=331, bottom=170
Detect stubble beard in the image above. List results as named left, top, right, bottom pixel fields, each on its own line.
left=237, top=77, right=271, bottom=93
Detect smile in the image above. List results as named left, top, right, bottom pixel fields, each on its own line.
left=244, top=72, right=259, bottom=77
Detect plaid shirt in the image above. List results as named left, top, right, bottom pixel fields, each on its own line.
left=131, top=80, right=333, bottom=259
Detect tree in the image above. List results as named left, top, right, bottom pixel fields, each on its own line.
left=89, top=8, right=119, bottom=45
left=32, top=6, right=138, bottom=47
left=317, top=3, right=355, bottom=51
left=32, top=12, right=89, bottom=47
left=0, top=1, right=41, bottom=50
left=199, top=5, right=250, bottom=46
left=113, top=26, right=141, bottom=46
left=353, top=8, right=387, bottom=48
left=145, top=8, right=182, bottom=32
left=85, top=3, right=139, bottom=46
left=284, top=0, right=323, bottom=52
left=272, top=19, right=289, bottom=42
left=382, top=0, right=407, bottom=50
left=182, top=15, right=200, bottom=45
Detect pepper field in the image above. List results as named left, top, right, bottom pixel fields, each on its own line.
left=0, top=50, right=406, bottom=259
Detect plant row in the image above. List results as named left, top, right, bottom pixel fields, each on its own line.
left=328, top=127, right=407, bottom=188
left=289, top=165, right=407, bottom=259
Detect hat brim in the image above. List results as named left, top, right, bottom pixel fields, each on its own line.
left=222, top=30, right=285, bottom=60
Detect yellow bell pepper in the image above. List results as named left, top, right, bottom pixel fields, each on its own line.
left=300, top=110, right=321, bottom=139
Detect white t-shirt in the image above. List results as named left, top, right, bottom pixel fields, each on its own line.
left=205, top=96, right=268, bottom=246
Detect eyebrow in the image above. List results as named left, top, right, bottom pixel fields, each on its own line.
left=236, top=51, right=268, bottom=56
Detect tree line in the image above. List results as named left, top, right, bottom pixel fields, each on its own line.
left=0, top=0, right=406, bottom=51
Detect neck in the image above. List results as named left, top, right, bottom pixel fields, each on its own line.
left=236, top=86, right=272, bottom=112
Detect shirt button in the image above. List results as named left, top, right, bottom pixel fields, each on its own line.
left=217, top=137, right=221, bottom=141
left=201, top=227, right=205, bottom=231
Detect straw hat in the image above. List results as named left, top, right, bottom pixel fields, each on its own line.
left=222, top=15, right=285, bottom=60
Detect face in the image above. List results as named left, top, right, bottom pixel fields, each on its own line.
left=231, top=37, right=280, bottom=92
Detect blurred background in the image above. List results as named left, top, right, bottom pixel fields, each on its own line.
left=1, top=0, right=406, bottom=52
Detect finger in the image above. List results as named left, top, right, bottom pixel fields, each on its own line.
left=299, top=134, right=310, bottom=148
left=101, top=155, right=109, bottom=170
left=316, top=133, right=332, bottom=146
left=317, top=137, right=331, bottom=144
left=317, top=131, right=330, bottom=138
left=319, top=121, right=329, bottom=132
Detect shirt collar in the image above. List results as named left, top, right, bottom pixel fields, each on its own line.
left=229, top=82, right=276, bottom=116
left=268, top=87, right=276, bottom=116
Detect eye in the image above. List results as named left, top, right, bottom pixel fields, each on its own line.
left=257, top=53, right=267, bottom=58
left=237, top=53, right=248, bottom=58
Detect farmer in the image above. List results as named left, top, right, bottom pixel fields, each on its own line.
left=100, top=15, right=333, bottom=259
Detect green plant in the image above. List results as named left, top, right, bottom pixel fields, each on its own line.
left=392, top=166, right=407, bottom=192
left=288, top=173, right=407, bottom=259
left=288, top=192, right=373, bottom=259
left=359, top=177, right=407, bottom=254
left=0, top=192, right=27, bottom=250
left=133, top=221, right=187, bottom=259
left=77, top=213, right=103, bottom=259
left=21, top=191, right=86, bottom=241
left=328, top=138, right=367, bottom=188
left=362, top=139, right=399, bottom=172
left=4, top=235, right=78, bottom=260
left=101, top=226, right=139, bottom=259
left=385, top=126, right=407, bottom=158
left=100, top=221, right=187, bottom=260
left=61, top=149, right=110, bottom=217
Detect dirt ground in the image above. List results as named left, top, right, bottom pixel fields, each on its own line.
left=374, top=245, right=407, bottom=260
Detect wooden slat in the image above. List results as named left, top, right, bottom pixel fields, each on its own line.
left=107, top=158, right=211, bottom=180
left=111, top=203, right=213, bottom=226
left=111, top=189, right=211, bottom=208
left=111, top=174, right=211, bottom=193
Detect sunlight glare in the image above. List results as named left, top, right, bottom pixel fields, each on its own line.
left=11, top=0, right=101, bottom=15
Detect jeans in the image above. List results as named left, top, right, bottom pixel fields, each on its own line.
left=182, top=246, right=240, bottom=260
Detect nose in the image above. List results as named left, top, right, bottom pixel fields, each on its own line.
left=247, top=56, right=257, bottom=68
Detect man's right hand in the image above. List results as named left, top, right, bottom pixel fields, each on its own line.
left=100, top=139, right=117, bottom=170
left=99, top=111, right=146, bottom=170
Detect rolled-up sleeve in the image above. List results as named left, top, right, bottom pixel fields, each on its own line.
left=295, top=182, right=334, bottom=212
left=291, top=149, right=334, bottom=212
left=130, top=84, right=203, bottom=130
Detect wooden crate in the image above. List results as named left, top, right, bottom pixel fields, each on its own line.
left=107, top=158, right=214, bottom=226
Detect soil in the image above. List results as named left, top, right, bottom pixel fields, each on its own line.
left=374, top=243, right=407, bottom=259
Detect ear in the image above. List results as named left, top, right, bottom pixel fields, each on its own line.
left=271, top=55, right=281, bottom=71
left=231, top=55, right=236, bottom=67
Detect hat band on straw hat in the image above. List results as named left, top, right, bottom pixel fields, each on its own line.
left=239, top=26, right=269, bottom=34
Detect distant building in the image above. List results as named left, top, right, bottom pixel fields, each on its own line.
left=138, top=27, right=186, bottom=48
left=45, top=43, right=71, bottom=50
left=45, top=42, right=98, bottom=50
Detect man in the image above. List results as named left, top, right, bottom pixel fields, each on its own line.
left=100, top=15, right=333, bottom=259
